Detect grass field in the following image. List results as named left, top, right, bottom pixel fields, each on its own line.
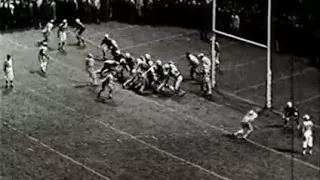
left=0, top=21, right=319, bottom=180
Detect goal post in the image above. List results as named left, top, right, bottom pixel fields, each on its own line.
left=211, top=0, right=273, bottom=108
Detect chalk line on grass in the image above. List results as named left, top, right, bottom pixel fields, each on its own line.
left=296, top=94, right=320, bottom=105
left=233, top=68, right=314, bottom=94
left=2, top=121, right=112, bottom=180
left=5, top=32, right=320, bottom=170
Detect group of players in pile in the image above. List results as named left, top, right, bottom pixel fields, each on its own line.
left=3, top=18, right=314, bottom=156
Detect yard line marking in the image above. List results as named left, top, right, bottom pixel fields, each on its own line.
left=296, top=94, right=320, bottom=105
left=233, top=68, right=314, bottom=94
left=2, top=121, right=112, bottom=180
left=81, top=30, right=198, bottom=51
left=17, top=83, right=231, bottom=180
left=86, top=25, right=139, bottom=39
left=24, top=79, right=320, bottom=172
left=5, top=32, right=320, bottom=166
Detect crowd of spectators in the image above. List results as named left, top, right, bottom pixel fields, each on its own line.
left=0, top=0, right=318, bottom=67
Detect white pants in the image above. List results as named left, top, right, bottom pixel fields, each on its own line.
left=59, top=32, right=67, bottom=43
left=38, top=55, right=48, bottom=72
left=4, top=69, right=14, bottom=81
left=303, top=132, right=313, bottom=148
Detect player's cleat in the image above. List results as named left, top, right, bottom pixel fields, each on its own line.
left=108, top=94, right=113, bottom=99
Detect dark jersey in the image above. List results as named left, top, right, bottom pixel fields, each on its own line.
left=283, top=106, right=299, bottom=118
left=113, top=53, right=125, bottom=62
left=125, top=57, right=135, bottom=70
left=75, top=21, right=86, bottom=33
left=101, top=38, right=112, bottom=47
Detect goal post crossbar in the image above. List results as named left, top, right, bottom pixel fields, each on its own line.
left=211, top=0, right=272, bottom=108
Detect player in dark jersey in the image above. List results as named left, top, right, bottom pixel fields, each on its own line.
left=100, top=34, right=113, bottom=59
left=282, top=101, right=300, bottom=128
left=75, top=18, right=86, bottom=47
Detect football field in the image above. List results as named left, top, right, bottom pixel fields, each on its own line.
left=0, top=22, right=319, bottom=180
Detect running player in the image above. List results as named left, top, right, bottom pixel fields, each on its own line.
left=301, top=114, right=314, bottom=155
left=233, top=108, right=261, bottom=139
left=38, top=42, right=50, bottom=75
left=282, top=101, right=300, bottom=129
left=100, top=34, right=112, bottom=59
left=186, top=52, right=200, bottom=80
left=85, top=53, right=98, bottom=86
left=38, top=19, right=54, bottom=45
left=198, top=53, right=212, bottom=96
left=57, top=19, right=68, bottom=51
left=3, top=54, right=14, bottom=88
left=97, top=71, right=116, bottom=99
left=74, top=18, right=86, bottom=47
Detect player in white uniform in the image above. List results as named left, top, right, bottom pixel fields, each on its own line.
left=186, top=52, right=200, bottom=80
left=198, top=53, right=212, bottom=96
left=57, top=19, right=68, bottom=51
left=38, top=42, right=50, bottom=75
left=3, top=54, right=14, bottom=88
left=97, top=71, right=116, bottom=99
left=233, top=108, right=260, bottom=139
left=85, top=53, right=98, bottom=86
left=39, top=19, right=54, bottom=45
left=301, top=114, right=314, bottom=155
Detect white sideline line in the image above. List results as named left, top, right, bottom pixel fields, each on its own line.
left=296, top=95, right=320, bottom=105
left=2, top=121, right=112, bottom=180
left=5, top=34, right=320, bottom=169
left=18, top=83, right=231, bottom=180
left=233, top=68, right=314, bottom=94
left=86, top=25, right=139, bottom=39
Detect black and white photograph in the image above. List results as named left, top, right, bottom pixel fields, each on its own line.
left=0, top=0, right=319, bottom=179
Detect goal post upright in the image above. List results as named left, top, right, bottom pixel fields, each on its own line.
left=266, top=0, right=272, bottom=108
left=211, top=0, right=273, bottom=108
left=211, top=0, right=217, bottom=88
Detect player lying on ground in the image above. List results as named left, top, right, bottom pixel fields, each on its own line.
left=3, top=54, right=14, bottom=88
left=301, top=114, right=314, bottom=155
left=282, top=101, right=300, bottom=129
left=75, top=18, right=86, bottom=47
left=233, top=107, right=261, bottom=139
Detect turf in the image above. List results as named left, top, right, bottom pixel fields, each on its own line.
left=0, top=21, right=319, bottom=180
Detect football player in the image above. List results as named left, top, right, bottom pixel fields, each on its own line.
left=85, top=53, right=98, bottom=86
left=100, top=34, right=112, bottom=59
left=38, top=42, right=50, bottom=75
left=97, top=71, right=116, bottom=99
left=214, top=40, right=221, bottom=70
left=282, top=101, right=300, bottom=129
left=233, top=108, right=261, bottom=139
left=57, top=19, right=68, bottom=51
left=301, top=114, right=314, bottom=155
left=124, top=53, right=135, bottom=74
left=198, top=53, right=212, bottom=96
left=38, top=19, right=54, bottom=45
left=74, top=18, right=86, bottom=46
left=99, top=59, right=120, bottom=78
left=3, top=54, right=14, bottom=88
left=186, top=52, right=200, bottom=80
